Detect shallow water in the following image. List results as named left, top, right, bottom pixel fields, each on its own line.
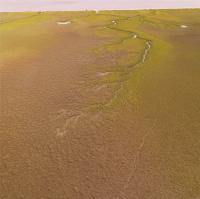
left=0, top=0, right=200, bottom=12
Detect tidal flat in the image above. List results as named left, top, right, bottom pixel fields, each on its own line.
left=0, top=9, right=200, bottom=199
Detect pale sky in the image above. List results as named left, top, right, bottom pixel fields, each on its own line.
left=0, top=0, right=200, bottom=12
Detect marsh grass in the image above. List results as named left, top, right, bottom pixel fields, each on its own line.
left=1, top=9, right=200, bottom=198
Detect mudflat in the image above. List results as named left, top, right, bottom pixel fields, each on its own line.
left=0, top=10, right=200, bottom=199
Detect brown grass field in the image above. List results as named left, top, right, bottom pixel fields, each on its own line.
left=0, top=9, right=200, bottom=199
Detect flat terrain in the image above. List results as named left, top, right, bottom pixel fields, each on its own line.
left=0, top=9, right=200, bottom=199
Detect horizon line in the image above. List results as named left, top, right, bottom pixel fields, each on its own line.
left=0, top=7, right=200, bottom=13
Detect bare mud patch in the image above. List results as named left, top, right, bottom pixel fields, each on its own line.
left=57, top=21, right=71, bottom=25
left=180, top=25, right=188, bottom=28
left=133, top=34, right=137, bottom=39
left=96, top=72, right=111, bottom=77
left=94, top=84, right=107, bottom=92
left=55, top=111, right=85, bottom=137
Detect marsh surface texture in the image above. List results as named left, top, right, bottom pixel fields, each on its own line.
left=0, top=9, right=200, bottom=199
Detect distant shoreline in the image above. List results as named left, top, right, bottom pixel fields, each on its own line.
left=0, top=0, right=200, bottom=13
left=0, top=7, right=200, bottom=13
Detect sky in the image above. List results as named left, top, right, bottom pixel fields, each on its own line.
left=0, top=0, right=200, bottom=12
